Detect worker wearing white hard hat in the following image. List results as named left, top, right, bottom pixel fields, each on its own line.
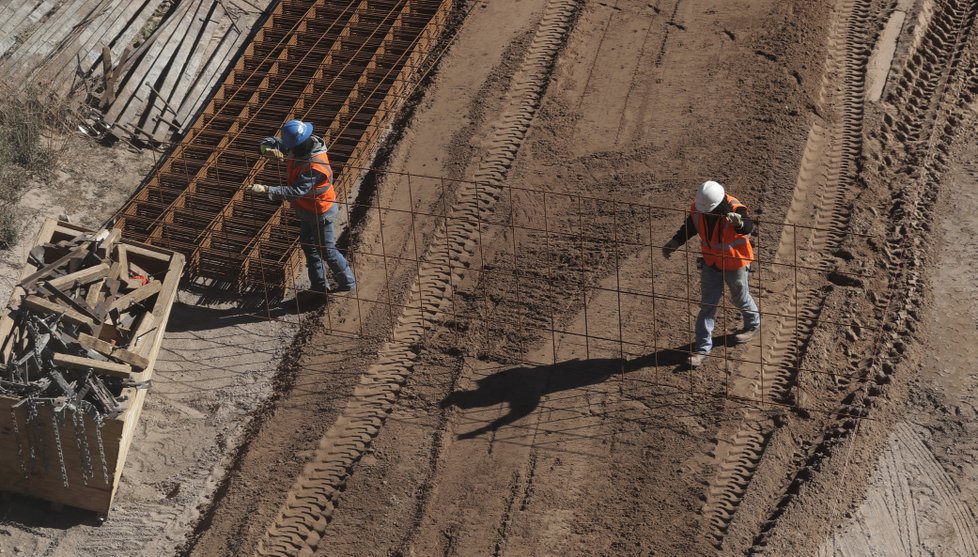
left=662, top=181, right=760, bottom=368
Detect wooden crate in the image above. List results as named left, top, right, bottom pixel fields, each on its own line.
left=0, top=219, right=184, bottom=516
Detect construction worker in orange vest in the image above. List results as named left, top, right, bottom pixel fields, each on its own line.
left=662, top=181, right=759, bottom=368
left=246, top=119, right=356, bottom=299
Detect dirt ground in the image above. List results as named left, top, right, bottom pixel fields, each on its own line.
left=0, top=142, right=299, bottom=554
left=4, top=0, right=978, bottom=555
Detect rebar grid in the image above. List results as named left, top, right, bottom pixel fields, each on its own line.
left=105, top=0, right=880, bottom=417
left=194, top=159, right=882, bottom=419
left=113, top=0, right=454, bottom=285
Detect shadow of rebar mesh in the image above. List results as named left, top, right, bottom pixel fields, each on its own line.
left=94, top=0, right=878, bottom=423
left=141, top=159, right=881, bottom=419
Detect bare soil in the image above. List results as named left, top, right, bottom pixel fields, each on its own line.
left=4, top=0, right=978, bottom=555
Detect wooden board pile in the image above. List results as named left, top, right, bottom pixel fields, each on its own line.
left=0, top=220, right=183, bottom=515
left=0, top=0, right=272, bottom=145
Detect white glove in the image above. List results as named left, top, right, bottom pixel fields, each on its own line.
left=247, top=184, right=269, bottom=194
left=725, top=212, right=743, bottom=227
left=260, top=145, right=284, bottom=160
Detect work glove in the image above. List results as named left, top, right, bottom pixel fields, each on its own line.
left=725, top=212, right=743, bottom=228
left=260, top=144, right=284, bottom=160
left=247, top=184, right=269, bottom=194
left=661, top=239, right=680, bottom=259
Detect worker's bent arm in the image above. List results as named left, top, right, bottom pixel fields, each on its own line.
left=268, top=169, right=328, bottom=200
left=733, top=206, right=753, bottom=235
left=668, top=215, right=698, bottom=247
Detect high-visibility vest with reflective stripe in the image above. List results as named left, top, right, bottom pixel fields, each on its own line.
left=288, top=152, right=336, bottom=214
left=689, top=194, right=754, bottom=270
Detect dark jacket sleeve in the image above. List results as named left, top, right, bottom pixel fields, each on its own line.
left=668, top=214, right=698, bottom=247
left=733, top=206, right=753, bottom=235
left=269, top=168, right=328, bottom=200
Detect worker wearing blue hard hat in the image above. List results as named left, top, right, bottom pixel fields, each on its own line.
left=246, top=119, right=356, bottom=299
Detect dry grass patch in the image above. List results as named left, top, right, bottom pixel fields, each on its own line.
left=0, top=86, right=78, bottom=249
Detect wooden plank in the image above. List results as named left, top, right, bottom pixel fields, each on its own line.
left=85, top=277, right=106, bottom=308
left=134, top=252, right=183, bottom=377
left=29, top=0, right=102, bottom=69
left=0, top=0, right=57, bottom=59
left=77, top=332, right=149, bottom=370
left=95, top=227, right=121, bottom=259
left=22, top=295, right=96, bottom=331
left=174, top=23, right=241, bottom=127
left=103, top=0, right=182, bottom=83
left=127, top=312, right=156, bottom=355
left=83, top=0, right=155, bottom=67
left=151, top=0, right=210, bottom=112
left=109, top=386, right=147, bottom=504
left=104, top=0, right=196, bottom=125
left=0, top=299, right=21, bottom=365
left=66, top=0, right=137, bottom=72
left=41, top=0, right=127, bottom=92
left=128, top=2, right=200, bottom=132
left=0, top=2, right=40, bottom=53
left=1, top=0, right=89, bottom=80
left=52, top=352, right=133, bottom=379
left=116, top=246, right=129, bottom=281
left=101, top=41, right=117, bottom=107
left=45, top=262, right=110, bottom=290
left=108, top=280, right=161, bottom=312
left=0, top=400, right=121, bottom=515
left=123, top=242, right=174, bottom=263
left=149, top=0, right=213, bottom=138
left=18, top=244, right=91, bottom=288
left=40, top=282, right=98, bottom=321
left=60, top=0, right=159, bottom=93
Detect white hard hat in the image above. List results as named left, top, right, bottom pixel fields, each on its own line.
left=695, top=180, right=725, bottom=213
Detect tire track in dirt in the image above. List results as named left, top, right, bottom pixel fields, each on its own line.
left=752, top=0, right=978, bottom=551
left=701, top=0, right=871, bottom=545
left=253, top=2, right=581, bottom=554
left=816, top=422, right=978, bottom=555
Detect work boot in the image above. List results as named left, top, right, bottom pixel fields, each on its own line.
left=687, top=352, right=708, bottom=368
left=733, top=325, right=759, bottom=345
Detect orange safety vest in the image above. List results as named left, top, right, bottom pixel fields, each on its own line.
left=689, top=194, right=754, bottom=271
left=288, top=152, right=336, bottom=215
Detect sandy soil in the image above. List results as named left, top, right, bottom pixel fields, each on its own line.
left=0, top=142, right=300, bottom=555
left=5, top=0, right=978, bottom=555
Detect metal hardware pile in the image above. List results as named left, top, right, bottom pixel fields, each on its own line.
left=1, top=228, right=159, bottom=486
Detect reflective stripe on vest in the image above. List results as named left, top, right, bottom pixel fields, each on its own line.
left=288, top=152, right=336, bottom=214
left=700, top=236, right=750, bottom=252
left=689, top=194, right=754, bottom=270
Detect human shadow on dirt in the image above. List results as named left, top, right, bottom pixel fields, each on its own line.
left=440, top=346, right=691, bottom=440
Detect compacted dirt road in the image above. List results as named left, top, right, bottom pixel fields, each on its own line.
left=192, top=0, right=975, bottom=555
left=4, top=0, right=978, bottom=555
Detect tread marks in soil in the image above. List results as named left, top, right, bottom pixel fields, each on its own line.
left=254, top=2, right=581, bottom=555
left=700, top=0, right=873, bottom=547
left=751, top=0, right=978, bottom=552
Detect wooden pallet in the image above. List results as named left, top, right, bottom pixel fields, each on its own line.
left=0, top=219, right=183, bottom=516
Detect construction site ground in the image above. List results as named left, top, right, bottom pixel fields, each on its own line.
left=3, top=0, right=978, bottom=555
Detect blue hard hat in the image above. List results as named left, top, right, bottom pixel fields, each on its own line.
left=280, top=119, right=313, bottom=150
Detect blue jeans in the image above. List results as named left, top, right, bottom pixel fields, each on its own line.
left=695, top=264, right=760, bottom=354
left=296, top=204, right=355, bottom=291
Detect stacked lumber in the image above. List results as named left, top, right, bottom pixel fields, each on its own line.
left=98, top=0, right=274, bottom=144
left=0, top=1, right=167, bottom=96
left=0, top=0, right=272, bottom=145
left=0, top=220, right=184, bottom=515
